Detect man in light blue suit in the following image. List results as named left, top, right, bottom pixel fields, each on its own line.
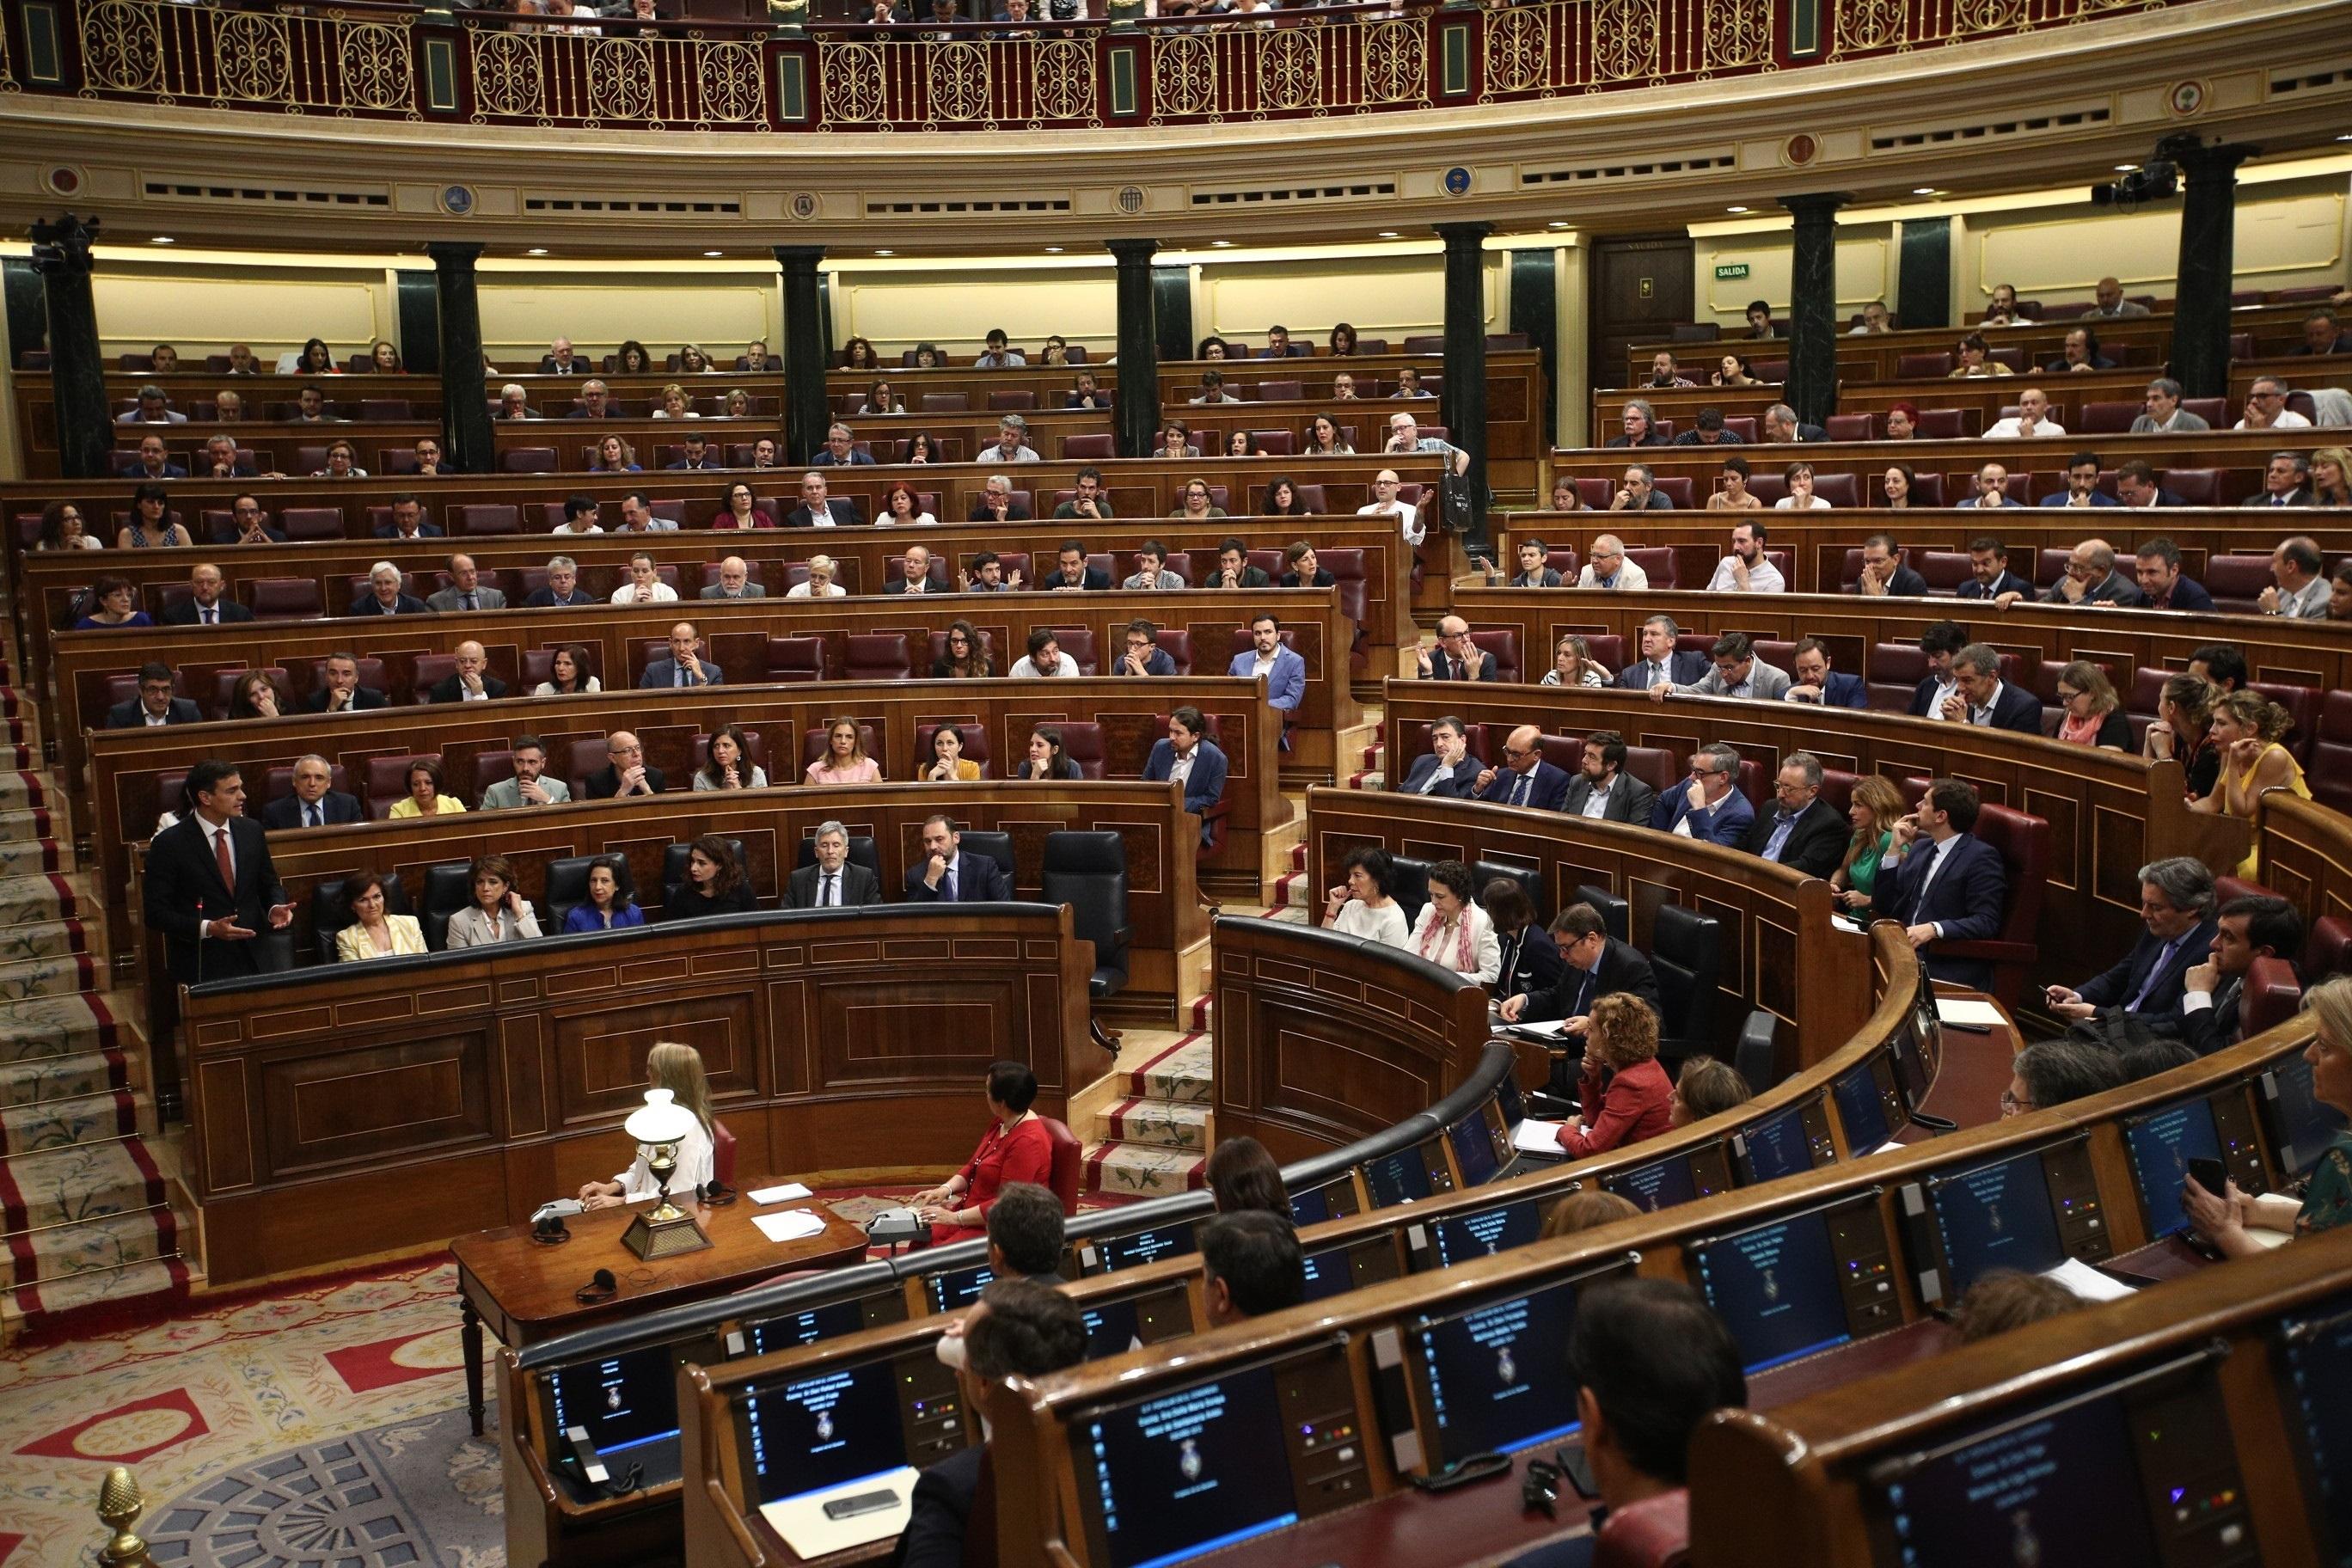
left=1228, top=613, right=1306, bottom=741
left=1143, top=705, right=1229, bottom=846
left=1651, top=743, right=1755, bottom=847
left=1783, top=638, right=1869, bottom=709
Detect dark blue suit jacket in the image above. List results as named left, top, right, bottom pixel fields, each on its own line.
left=903, top=849, right=1011, bottom=903
left=2038, top=490, right=2121, bottom=507
left=1144, top=738, right=1227, bottom=817
left=1615, top=650, right=1710, bottom=690
left=1424, top=646, right=1498, bottom=682
left=1652, top=784, right=1755, bottom=847
left=1973, top=682, right=2048, bottom=735
left=2077, top=919, right=2219, bottom=1017
left=1792, top=671, right=1869, bottom=709
left=1884, top=832, right=2009, bottom=990
left=2149, top=577, right=2215, bottom=613
left=261, top=791, right=368, bottom=830
left=1396, top=753, right=1479, bottom=799
left=1479, top=759, right=1571, bottom=812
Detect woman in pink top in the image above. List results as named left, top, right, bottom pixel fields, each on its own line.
left=805, top=715, right=883, bottom=785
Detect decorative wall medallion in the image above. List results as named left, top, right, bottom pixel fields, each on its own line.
left=1442, top=166, right=1472, bottom=196
left=1785, top=132, right=1818, bottom=165
left=2168, top=78, right=2206, bottom=115
left=789, top=192, right=818, bottom=220
left=438, top=184, right=475, bottom=216
left=44, top=167, right=83, bottom=196
left=1116, top=185, right=1145, bottom=215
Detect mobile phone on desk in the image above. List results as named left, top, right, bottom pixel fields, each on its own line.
left=824, top=1489, right=900, bottom=1521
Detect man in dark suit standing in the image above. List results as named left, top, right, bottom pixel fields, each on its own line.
left=1784, top=639, right=1868, bottom=710
left=1946, top=643, right=2045, bottom=733
left=260, top=754, right=366, bottom=830
left=303, top=652, right=389, bottom=713
left=160, top=563, right=254, bottom=627
left=904, top=816, right=1014, bottom=902
left=1881, top=780, right=2009, bottom=991
left=107, top=664, right=203, bottom=729
left=2177, top=896, right=2305, bottom=1057
left=143, top=759, right=292, bottom=985
left=1478, top=725, right=1571, bottom=812
left=1497, top=903, right=1663, bottom=1041
left=1394, top=716, right=1481, bottom=799
left=1741, top=753, right=1850, bottom=879
left=1615, top=616, right=1710, bottom=692
left=1561, top=731, right=1657, bottom=825
left=2045, top=858, right=2217, bottom=1028
left=783, top=821, right=883, bottom=910
left=1418, top=617, right=1498, bottom=681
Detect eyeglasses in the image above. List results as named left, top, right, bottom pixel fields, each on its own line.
left=1999, top=1089, right=2031, bottom=1116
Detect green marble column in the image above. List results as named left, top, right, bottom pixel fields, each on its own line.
left=426, top=242, right=494, bottom=475
left=29, top=216, right=111, bottom=481
left=1109, top=238, right=1161, bottom=458
left=775, top=246, right=830, bottom=467
left=1437, top=220, right=1492, bottom=554
left=1780, top=192, right=1849, bottom=430
left=2169, top=142, right=2255, bottom=400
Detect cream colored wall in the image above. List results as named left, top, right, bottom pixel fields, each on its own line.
left=1687, top=226, right=1900, bottom=326
left=90, top=261, right=401, bottom=362
left=825, top=264, right=1118, bottom=359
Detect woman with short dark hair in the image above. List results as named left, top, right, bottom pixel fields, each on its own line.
left=908, top=1061, right=1055, bottom=1246
left=444, top=854, right=539, bottom=946
left=1205, top=1136, right=1289, bottom=1216
left=1409, top=860, right=1500, bottom=983
left=1322, top=847, right=1408, bottom=950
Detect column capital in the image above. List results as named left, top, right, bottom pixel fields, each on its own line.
left=771, top=245, right=826, bottom=270
left=1779, top=192, right=1852, bottom=222
left=29, top=214, right=101, bottom=277
left=2168, top=138, right=2257, bottom=181
left=1433, top=220, right=1494, bottom=248
left=1106, top=238, right=1161, bottom=265
left=423, top=241, right=483, bottom=268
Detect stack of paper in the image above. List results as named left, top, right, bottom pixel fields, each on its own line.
left=1935, top=997, right=2007, bottom=1031
left=2041, top=1257, right=2136, bottom=1302
left=752, top=1209, right=828, bottom=1244
left=1512, top=1118, right=1567, bottom=1155
left=747, top=1181, right=813, bottom=1204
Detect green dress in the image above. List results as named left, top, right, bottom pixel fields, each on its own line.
left=2297, top=1133, right=2352, bottom=1236
left=1844, top=830, right=1893, bottom=903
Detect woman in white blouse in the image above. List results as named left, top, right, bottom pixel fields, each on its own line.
left=785, top=554, right=847, bottom=597
left=577, top=1042, right=716, bottom=1208
left=531, top=644, right=603, bottom=697
left=1320, top=846, right=1410, bottom=950
left=442, top=854, right=542, bottom=948
left=1409, top=860, right=1502, bottom=983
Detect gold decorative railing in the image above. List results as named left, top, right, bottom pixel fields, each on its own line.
left=0, top=0, right=2208, bottom=133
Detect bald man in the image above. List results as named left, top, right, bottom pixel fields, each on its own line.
left=426, top=640, right=509, bottom=703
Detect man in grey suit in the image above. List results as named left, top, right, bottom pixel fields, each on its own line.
left=785, top=821, right=884, bottom=909
left=425, top=554, right=507, bottom=613
left=1560, top=731, right=1658, bottom=825
left=640, top=622, right=723, bottom=689
left=700, top=556, right=767, bottom=600
left=478, top=736, right=574, bottom=811
left=1648, top=631, right=1791, bottom=702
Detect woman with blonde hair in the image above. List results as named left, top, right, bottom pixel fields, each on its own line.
left=2194, top=689, right=2311, bottom=877
left=1553, top=992, right=1671, bottom=1158
left=805, top=716, right=883, bottom=785
left=1831, top=775, right=1908, bottom=914
left=653, top=383, right=698, bottom=420
left=2311, top=445, right=2351, bottom=507
left=577, top=1042, right=716, bottom=1209
left=591, top=433, right=640, bottom=472
left=2184, top=977, right=2352, bottom=1254
left=2053, top=660, right=2128, bottom=750
left=1540, top=634, right=1612, bottom=689
left=2143, top=671, right=2219, bottom=800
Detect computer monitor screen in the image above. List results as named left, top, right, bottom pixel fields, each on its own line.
left=1741, top=1103, right=1816, bottom=1185
left=1078, top=1363, right=1299, bottom=1568
left=1900, top=975, right=1939, bottom=1105
left=2122, top=1097, right=2223, bottom=1240
left=1428, top=1199, right=1541, bottom=1269
left=740, top=1297, right=873, bottom=1358
left=1831, top=1057, right=1893, bottom=1154
left=1876, top=1391, right=2158, bottom=1567
left=1289, top=1178, right=1350, bottom=1228
left=743, top=1357, right=922, bottom=1505
left=1928, top=1149, right=2067, bottom=1294
left=1093, top=1225, right=1197, bottom=1274
left=1083, top=1297, right=1143, bottom=1361
left=1447, top=1108, right=1501, bottom=1187
left=548, top=1346, right=680, bottom=1456
left=1603, top=1153, right=1696, bottom=1213
left=925, top=1263, right=995, bottom=1314
left=1494, top=1073, right=1527, bottom=1129
left=2276, top=1296, right=2352, bottom=1559
left=1362, top=1143, right=1436, bottom=1209
left=1409, top=1276, right=1585, bottom=1467
left=1691, top=1210, right=1853, bottom=1372
left=1081, top=1284, right=1192, bottom=1360
left=1300, top=1237, right=1396, bottom=1303
left=2267, top=1053, right=2349, bottom=1177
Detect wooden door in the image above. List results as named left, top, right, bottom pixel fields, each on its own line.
left=1589, top=236, right=1696, bottom=397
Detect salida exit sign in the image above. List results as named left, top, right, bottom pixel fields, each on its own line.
left=1715, top=262, right=1750, bottom=279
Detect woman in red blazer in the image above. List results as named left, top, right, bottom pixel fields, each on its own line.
left=1558, top=994, right=1674, bottom=1158
left=910, top=1061, right=1057, bottom=1245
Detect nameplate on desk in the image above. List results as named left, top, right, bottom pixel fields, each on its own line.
left=760, top=1467, right=919, bottom=1557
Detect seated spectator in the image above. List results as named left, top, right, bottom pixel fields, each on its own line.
left=1011, top=628, right=1081, bottom=678
left=2262, top=536, right=2331, bottom=617
left=1358, top=469, right=1424, bottom=543
left=1409, top=860, right=1501, bottom=983
left=426, top=641, right=506, bottom=703
left=159, top=562, right=252, bottom=626
left=1830, top=775, right=1908, bottom=916
left=1321, top=845, right=1411, bottom=949
left=196, top=438, right=262, bottom=483
left=969, top=475, right=1032, bottom=523
left=2132, top=377, right=2210, bottom=432
left=1259, top=477, right=1311, bottom=517
left=107, top=663, right=197, bottom=729
left=785, top=554, right=846, bottom=598
left=1169, top=479, right=1227, bottom=521
left=590, top=434, right=640, bottom=473
left=1984, top=386, right=2066, bottom=439
left=1672, top=406, right=1743, bottom=446
left=1014, top=727, right=1082, bottom=782
left=2046, top=325, right=2116, bottom=373
left=1208, top=537, right=1271, bottom=590
left=1198, top=1212, right=1306, bottom=1326
left=1478, top=724, right=1571, bottom=812
left=1952, top=1271, right=2089, bottom=1344
left=1390, top=366, right=1434, bottom=400
left=642, top=622, right=722, bottom=689
left=1552, top=993, right=1672, bottom=1157
left=2023, top=538, right=2142, bottom=608
left=264, top=754, right=365, bottom=830
left=1609, top=462, right=1672, bottom=511
left=1948, top=332, right=2011, bottom=377
left=585, top=731, right=665, bottom=798
left=2110, top=457, right=2185, bottom=510
left=1849, top=300, right=1893, bottom=335
left=971, top=328, right=1026, bottom=370
left=75, top=575, right=153, bottom=630
left=610, top=552, right=680, bottom=604
left=1229, top=614, right=1306, bottom=719
left=1066, top=371, right=1111, bottom=410
left=1956, top=538, right=2032, bottom=602
left=1966, top=460, right=2024, bottom=510
left=2179, top=894, right=2306, bottom=1057
left=812, top=421, right=874, bottom=467
left=2143, top=671, right=2220, bottom=800
left=1742, top=300, right=1777, bottom=339
left=805, top=715, right=884, bottom=785
left=683, top=722, right=765, bottom=793
left=2312, top=446, right=2351, bottom=506
left=875, top=483, right=936, bottom=529
left=1652, top=630, right=1791, bottom=701
left=478, top=735, right=571, bottom=810
left=1784, top=636, right=1866, bottom=709
left=1395, top=714, right=1479, bottom=798
left=980, top=415, right=1040, bottom=463
left=1578, top=534, right=1648, bottom=590
left=670, top=834, right=756, bottom=919
left=1144, top=704, right=1228, bottom=840
left=2192, top=692, right=2311, bottom=873
left=1847, top=532, right=1925, bottom=597
left=1498, top=903, right=1662, bottom=1034
left=1712, top=352, right=1761, bottom=388
left=922, top=725, right=983, bottom=783
left=1549, top=476, right=1589, bottom=511
left=530, top=644, right=599, bottom=697
left=1883, top=401, right=1919, bottom=440
left=2332, top=561, right=2352, bottom=622
left=1706, top=522, right=1785, bottom=591
left=1540, top=633, right=1611, bottom=688
left=903, top=817, right=1013, bottom=904
left=375, top=495, right=443, bottom=541
left=1668, top=1055, right=1751, bottom=1127
left=1900, top=620, right=1969, bottom=718
left=1881, top=779, right=2009, bottom=989
left=784, top=819, right=883, bottom=910
left=1158, top=422, right=1197, bottom=460
left=118, top=438, right=186, bottom=483
left=1773, top=462, right=1831, bottom=511
left=677, top=344, right=714, bottom=374
left=933, top=620, right=994, bottom=677
left=1280, top=541, right=1333, bottom=587
left=439, top=854, right=540, bottom=947
left=119, top=383, right=187, bottom=427
left=2189, top=644, right=2247, bottom=694
left=1302, top=415, right=1353, bottom=456
left=1761, top=402, right=1824, bottom=443
left=1052, top=467, right=1115, bottom=521
left=1707, top=455, right=1761, bottom=511
left=1944, top=642, right=2043, bottom=731
left=426, top=554, right=506, bottom=613
left=494, top=383, right=536, bottom=420
left=521, top=556, right=591, bottom=610
left=334, top=871, right=428, bottom=962
left=313, top=440, right=367, bottom=479
left=1417, top=616, right=1495, bottom=681
left=1655, top=741, right=1755, bottom=845
left=2257, top=450, right=2318, bottom=508
left=1743, top=751, right=1848, bottom=878
left=1116, top=617, right=1177, bottom=677
left=1608, top=398, right=1668, bottom=448
left=1122, top=540, right=1185, bottom=591
left=2234, top=374, right=2312, bottom=431
left=2003, top=1039, right=2128, bottom=1118
left=1562, top=729, right=1657, bottom=825
left=118, top=483, right=192, bottom=548
left=1484, top=879, right=1564, bottom=1004
left=563, top=863, right=644, bottom=934
left=225, top=670, right=281, bottom=720
left=1190, top=369, right=1242, bottom=405
left=667, top=432, right=724, bottom=472
left=2051, top=661, right=2130, bottom=750
left=2030, top=451, right=2112, bottom=510
left=388, top=757, right=466, bottom=819
left=36, top=501, right=101, bottom=552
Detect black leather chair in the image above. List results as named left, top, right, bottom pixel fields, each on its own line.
left=793, top=834, right=882, bottom=880
left=311, top=873, right=413, bottom=962
left=1573, top=884, right=1629, bottom=944
left=1651, top=904, right=1722, bottom=1069
left=1043, top=830, right=1130, bottom=1051
left=1473, top=859, right=1543, bottom=923
left=1732, top=1008, right=1777, bottom=1095
left=663, top=838, right=749, bottom=905
left=959, top=830, right=1018, bottom=887
left=1388, top=855, right=1432, bottom=933
left=546, top=853, right=634, bottom=932
left=420, top=861, right=478, bottom=952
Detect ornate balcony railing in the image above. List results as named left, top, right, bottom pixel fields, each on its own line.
left=1, top=0, right=2196, bottom=136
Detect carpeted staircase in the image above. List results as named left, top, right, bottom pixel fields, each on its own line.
left=0, top=640, right=192, bottom=1346
left=1081, top=1031, right=1214, bottom=1201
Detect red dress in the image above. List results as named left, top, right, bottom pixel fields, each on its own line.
left=928, top=1114, right=1055, bottom=1246
left=1559, top=1057, right=1672, bottom=1159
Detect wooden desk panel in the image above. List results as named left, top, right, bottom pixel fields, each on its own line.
left=1299, top=783, right=1873, bottom=1075
left=176, top=902, right=1098, bottom=1285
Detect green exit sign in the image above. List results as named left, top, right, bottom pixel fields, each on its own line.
left=1715, top=262, right=1750, bottom=280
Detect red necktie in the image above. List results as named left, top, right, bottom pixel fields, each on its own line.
left=214, top=824, right=235, bottom=888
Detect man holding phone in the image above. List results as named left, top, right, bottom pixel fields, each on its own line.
left=2043, top=859, right=2215, bottom=1027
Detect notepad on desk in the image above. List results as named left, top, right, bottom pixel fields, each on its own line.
left=752, top=1209, right=827, bottom=1244
left=747, top=1181, right=812, bottom=1205
left=1512, top=1117, right=1567, bottom=1155
left=1935, top=997, right=2006, bottom=1032
left=2042, top=1256, right=2137, bottom=1303
left=760, top=1467, right=919, bottom=1558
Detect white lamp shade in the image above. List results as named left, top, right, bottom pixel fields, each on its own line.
left=625, top=1087, right=696, bottom=1145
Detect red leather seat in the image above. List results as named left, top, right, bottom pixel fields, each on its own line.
left=1042, top=1117, right=1081, bottom=1215
left=919, top=391, right=970, bottom=413
left=2312, top=692, right=2352, bottom=818
left=1621, top=746, right=1676, bottom=797
left=1746, top=472, right=1788, bottom=506
left=2079, top=400, right=2138, bottom=433
left=2163, top=468, right=2221, bottom=505
left=411, top=653, right=457, bottom=703
left=1867, top=643, right=1926, bottom=711
left=1061, top=432, right=1115, bottom=460
left=1625, top=547, right=1678, bottom=589
left=2244, top=956, right=2305, bottom=1038
left=711, top=1118, right=738, bottom=1189
left=986, top=389, right=1037, bottom=410
left=1915, top=408, right=1969, bottom=438
left=1542, top=548, right=1583, bottom=583
left=1812, top=473, right=1860, bottom=508
left=2203, top=555, right=2274, bottom=616
left=1915, top=548, right=1972, bottom=593
left=1393, top=719, right=1491, bottom=769
left=1057, top=722, right=1106, bottom=780
left=456, top=503, right=521, bottom=536
left=2183, top=396, right=2226, bottom=427
left=1048, top=627, right=1099, bottom=675
left=1468, top=630, right=1521, bottom=683
left=280, top=506, right=346, bottom=542
left=2307, top=916, right=2352, bottom=980
left=1252, top=429, right=1296, bottom=456
left=1575, top=478, right=1614, bottom=510
left=498, top=448, right=558, bottom=475
left=1255, top=378, right=1303, bottom=401
left=1824, top=413, right=1874, bottom=441
left=1935, top=803, right=2049, bottom=1011
left=1817, top=769, right=1856, bottom=816
left=2252, top=682, right=2318, bottom=764
left=1897, top=352, right=1953, bottom=377
left=843, top=634, right=911, bottom=682
left=1653, top=477, right=1695, bottom=509
left=1155, top=629, right=1195, bottom=675
left=250, top=579, right=324, bottom=620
